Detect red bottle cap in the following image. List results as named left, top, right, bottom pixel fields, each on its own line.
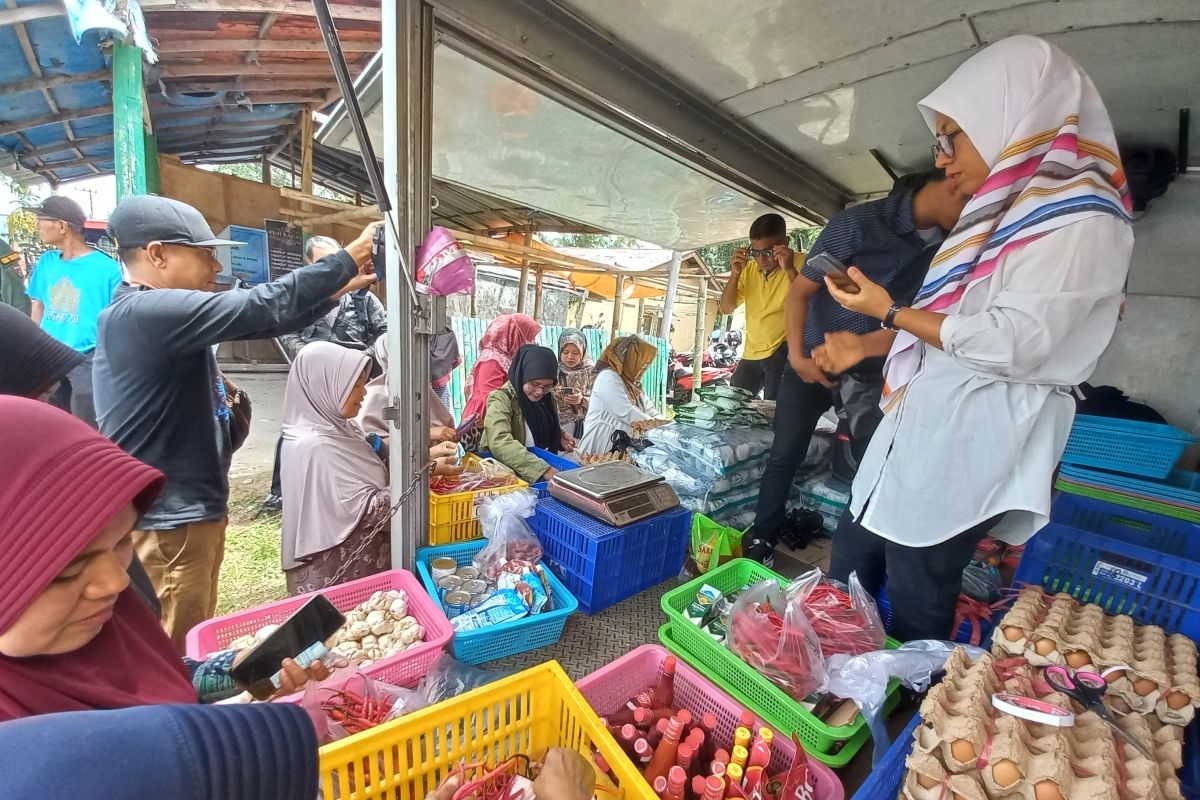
left=738, top=709, right=756, bottom=729
left=654, top=776, right=668, bottom=793
left=664, top=655, right=677, bottom=674
left=620, top=723, right=636, bottom=741
left=634, top=738, right=652, bottom=757
left=675, top=708, right=693, bottom=727
left=714, top=748, right=730, bottom=764
left=657, top=718, right=670, bottom=733
left=677, top=743, right=694, bottom=762
left=702, top=712, right=717, bottom=731
left=668, top=766, right=687, bottom=789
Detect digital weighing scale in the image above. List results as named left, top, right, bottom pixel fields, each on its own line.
left=548, top=461, right=680, bottom=527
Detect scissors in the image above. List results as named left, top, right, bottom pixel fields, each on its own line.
left=1045, top=665, right=1153, bottom=759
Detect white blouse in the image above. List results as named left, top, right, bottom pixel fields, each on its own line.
left=851, top=215, right=1133, bottom=547
left=577, top=369, right=662, bottom=456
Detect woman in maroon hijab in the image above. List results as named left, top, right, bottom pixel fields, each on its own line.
left=0, top=397, right=327, bottom=720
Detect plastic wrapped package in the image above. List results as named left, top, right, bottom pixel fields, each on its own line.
left=688, top=514, right=744, bottom=575
left=696, top=385, right=755, bottom=402
left=413, top=653, right=513, bottom=707
left=824, top=641, right=987, bottom=765
left=645, top=424, right=775, bottom=474
left=472, top=489, right=543, bottom=579
left=789, top=568, right=886, bottom=658
left=728, top=580, right=828, bottom=701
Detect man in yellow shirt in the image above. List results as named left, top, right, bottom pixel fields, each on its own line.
left=717, top=213, right=801, bottom=400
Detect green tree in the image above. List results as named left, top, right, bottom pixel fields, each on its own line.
left=535, top=232, right=646, bottom=249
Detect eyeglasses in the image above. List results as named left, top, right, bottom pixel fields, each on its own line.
left=932, top=129, right=964, bottom=160
left=526, top=381, right=556, bottom=396
left=747, top=247, right=776, bottom=260
left=163, top=242, right=218, bottom=260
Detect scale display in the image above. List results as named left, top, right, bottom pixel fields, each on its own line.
left=549, top=461, right=680, bottom=526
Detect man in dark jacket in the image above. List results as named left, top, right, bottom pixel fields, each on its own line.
left=94, top=195, right=379, bottom=649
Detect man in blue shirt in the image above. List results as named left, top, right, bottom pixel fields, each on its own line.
left=745, top=173, right=968, bottom=566
left=25, top=196, right=122, bottom=427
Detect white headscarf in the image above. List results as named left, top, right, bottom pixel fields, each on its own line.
left=883, top=35, right=1132, bottom=403
left=280, top=342, right=387, bottom=569
left=356, top=336, right=389, bottom=437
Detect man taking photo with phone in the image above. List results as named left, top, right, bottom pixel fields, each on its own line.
left=744, top=172, right=968, bottom=566
left=717, top=213, right=801, bottom=400
left=94, top=195, right=381, bottom=650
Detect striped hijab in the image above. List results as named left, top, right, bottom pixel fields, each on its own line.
left=883, top=35, right=1132, bottom=402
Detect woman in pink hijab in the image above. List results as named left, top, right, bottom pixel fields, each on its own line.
left=461, top=313, right=542, bottom=425
left=0, top=398, right=327, bottom=720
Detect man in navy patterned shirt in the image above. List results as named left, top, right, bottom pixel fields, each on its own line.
left=745, top=172, right=968, bottom=566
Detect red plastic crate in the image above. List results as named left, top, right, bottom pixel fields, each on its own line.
left=577, top=644, right=844, bottom=800
left=184, top=570, right=452, bottom=693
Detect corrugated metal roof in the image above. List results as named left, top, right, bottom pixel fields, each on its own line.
left=0, top=0, right=380, bottom=185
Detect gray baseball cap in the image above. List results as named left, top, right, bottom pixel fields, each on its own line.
left=107, top=195, right=242, bottom=248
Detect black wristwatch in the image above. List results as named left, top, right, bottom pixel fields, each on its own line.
left=882, top=303, right=904, bottom=331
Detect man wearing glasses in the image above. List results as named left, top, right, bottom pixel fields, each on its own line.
left=717, top=213, right=801, bottom=400
left=94, top=195, right=380, bottom=649
left=24, top=196, right=123, bottom=427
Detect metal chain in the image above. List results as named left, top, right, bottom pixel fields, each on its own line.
left=325, top=460, right=434, bottom=587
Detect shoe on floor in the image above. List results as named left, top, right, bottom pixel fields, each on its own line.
left=743, top=538, right=775, bottom=569
left=261, top=493, right=283, bottom=513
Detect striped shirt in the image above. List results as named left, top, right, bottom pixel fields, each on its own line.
left=801, top=189, right=943, bottom=355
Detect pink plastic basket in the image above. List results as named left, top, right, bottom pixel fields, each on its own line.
left=577, top=643, right=844, bottom=800
left=184, top=570, right=452, bottom=692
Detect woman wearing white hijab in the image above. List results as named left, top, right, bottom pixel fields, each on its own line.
left=281, top=342, right=391, bottom=595
left=824, top=36, right=1134, bottom=641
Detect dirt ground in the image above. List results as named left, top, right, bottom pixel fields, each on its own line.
left=217, top=371, right=289, bottom=615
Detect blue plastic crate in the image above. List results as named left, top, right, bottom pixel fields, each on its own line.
left=850, top=713, right=920, bottom=799
left=528, top=447, right=579, bottom=500
left=530, top=499, right=691, bottom=615
left=1053, top=492, right=1200, bottom=560
left=1063, top=414, right=1195, bottom=479
left=414, top=540, right=577, bottom=665
left=1015, top=522, right=1200, bottom=640
left=1060, top=464, right=1200, bottom=509
left=876, top=584, right=993, bottom=645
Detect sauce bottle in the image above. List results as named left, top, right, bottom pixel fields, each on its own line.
left=645, top=718, right=685, bottom=785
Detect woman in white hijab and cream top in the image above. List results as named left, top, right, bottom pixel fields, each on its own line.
left=823, top=35, right=1134, bottom=641
left=281, top=341, right=391, bottom=596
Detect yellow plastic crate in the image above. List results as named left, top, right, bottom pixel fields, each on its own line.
left=319, top=661, right=651, bottom=799
left=428, top=455, right=528, bottom=545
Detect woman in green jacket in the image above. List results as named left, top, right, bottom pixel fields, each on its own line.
left=481, top=344, right=576, bottom=483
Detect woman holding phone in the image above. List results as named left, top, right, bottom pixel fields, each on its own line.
left=822, top=35, right=1133, bottom=641
left=0, top=398, right=330, bottom=720
left=556, top=328, right=596, bottom=437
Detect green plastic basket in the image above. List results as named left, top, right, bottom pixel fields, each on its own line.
left=658, top=558, right=901, bottom=768
left=1056, top=478, right=1200, bottom=523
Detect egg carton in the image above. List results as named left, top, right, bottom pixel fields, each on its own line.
left=990, top=586, right=1200, bottom=725
left=901, top=649, right=1184, bottom=800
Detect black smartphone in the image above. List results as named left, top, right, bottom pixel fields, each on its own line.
left=229, top=594, right=346, bottom=700
left=807, top=253, right=860, bottom=294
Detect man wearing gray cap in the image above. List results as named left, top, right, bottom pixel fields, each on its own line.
left=24, top=195, right=122, bottom=426
left=94, top=194, right=380, bottom=649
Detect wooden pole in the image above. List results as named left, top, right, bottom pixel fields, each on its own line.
left=636, top=296, right=645, bottom=335
left=573, top=291, right=586, bottom=327
left=693, top=277, right=707, bottom=388
left=261, top=155, right=271, bottom=184
left=516, top=228, right=532, bottom=313
left=112, top=42, right=146, bottom=200
left=611, top=276, right=624, bottom=340
left=659, top=250, right=682, bottom=339
left=533, top=267, right=544, bottom=319
left=299, top=111, right=314, bottom=194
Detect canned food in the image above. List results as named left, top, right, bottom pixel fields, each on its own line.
left=437, top=575, right=463, bottom=598
left=431, top=557, right=458, bottom=582
left=469, top=593, right=490, bottom=608
left=455, top=565, right=480, bottom=581
left=444, top=590, right=471, bottom=618
left=462, top=579, right=488, bottom=596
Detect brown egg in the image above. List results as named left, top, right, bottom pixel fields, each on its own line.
left=1166, top=690, right=1192, bottom=710
left=992, top=759, right=1022, bottom=787
left=1104, top=669, right=1126, bottom=684
left=950, top=738, right=976, bottom=764
left=1134, top=677, right=1159, bottom=696
left=1033, top=638, right=1058, bottom=656
left=1003, top=625, right=1026, bottom=642
left=1065, top=650, right=1092, bottom=669
left=917, top=773, right=938, bottom=789
left=1034, top=780, right=1065, bottom=800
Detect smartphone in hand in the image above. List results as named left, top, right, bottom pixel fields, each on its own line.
left=229, top=594, right=346, bottom=700
left=808, top=253, right=861, bottom=295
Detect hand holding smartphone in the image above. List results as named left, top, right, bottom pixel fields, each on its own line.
left=807, top=253, right=861, bottom=295
left=229, top=594, right=346, bottom=700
